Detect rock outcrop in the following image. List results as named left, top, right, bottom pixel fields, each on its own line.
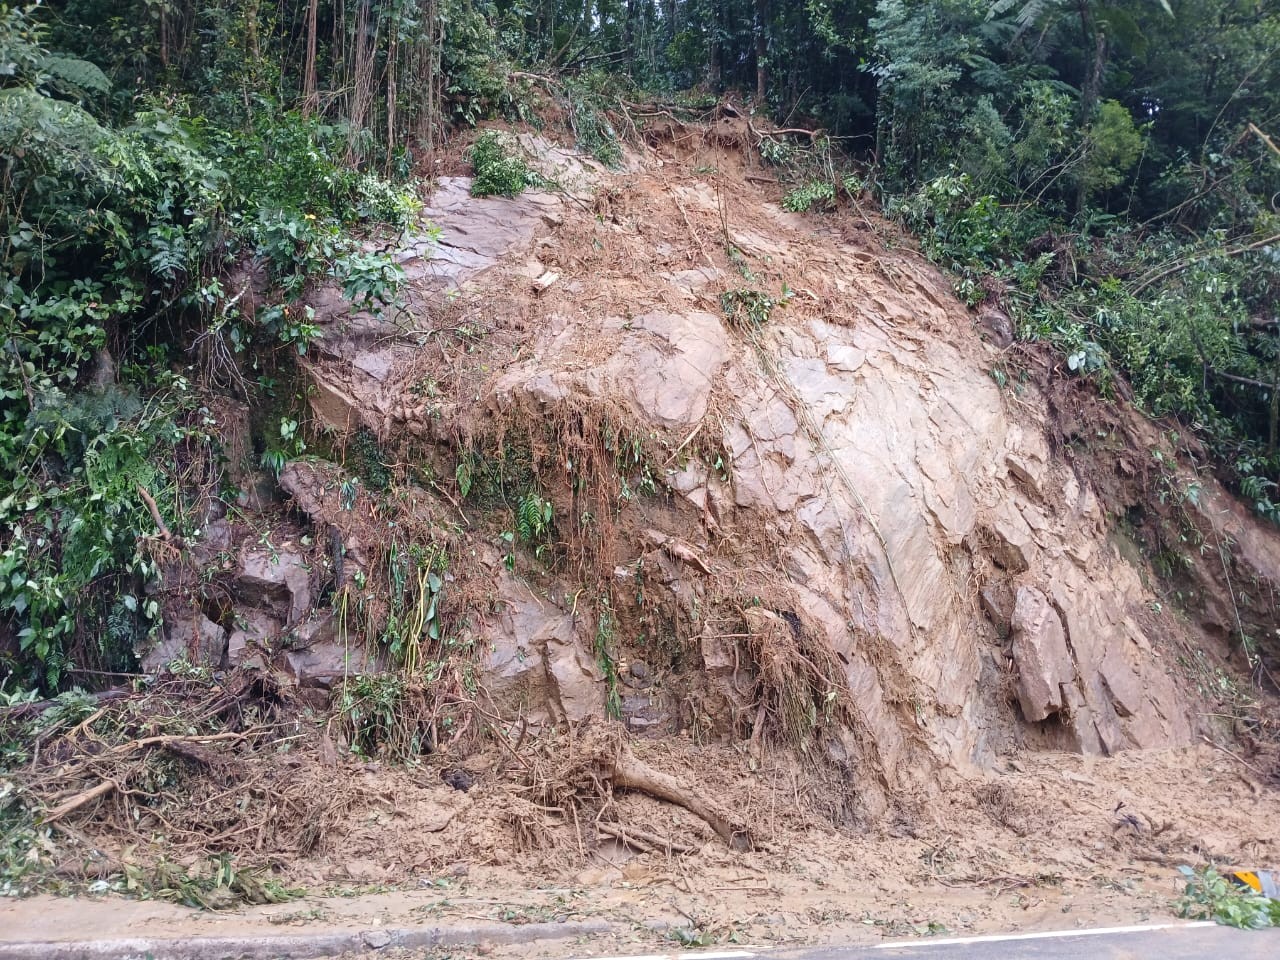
left=234, top=130, right=1278, bottom=795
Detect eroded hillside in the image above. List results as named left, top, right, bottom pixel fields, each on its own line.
left=8, top=120, right=1278, bottom=942
left=295, top=120, right=1270, bottom=783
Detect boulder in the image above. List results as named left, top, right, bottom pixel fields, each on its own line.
left=226, top=610, right=282, bottom=664
left=189, top=518, right=232, bottom=567
left=282, top=613, right=379, bottom=688
left=1009, top=587, right=1075, bottom=722
left=481, top=570, right=604, bottom=726
left=143, top=610, right=226, bottom=673
left=235, top=543, right=312, bottom=625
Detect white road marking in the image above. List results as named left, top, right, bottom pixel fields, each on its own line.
left=870, top=920, right=1220, bottom=949
left=567, top=952, right=757, bottom=960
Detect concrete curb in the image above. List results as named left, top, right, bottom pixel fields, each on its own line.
left=0, top=919, right=614, bottom=960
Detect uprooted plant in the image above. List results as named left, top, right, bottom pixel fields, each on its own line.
left=0, top=672, right=353, bottom=902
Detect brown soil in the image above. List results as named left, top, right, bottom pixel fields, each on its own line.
left=4, top=739, right=1277, bottom=949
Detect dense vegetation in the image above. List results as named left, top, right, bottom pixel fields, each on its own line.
left=1, top=0, right=1278, bottom=690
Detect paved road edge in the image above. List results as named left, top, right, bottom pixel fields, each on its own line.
left=0, top=918, right=614, bottom=960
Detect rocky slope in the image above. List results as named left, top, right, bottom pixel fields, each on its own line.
left=154, top=123, right=1278, bottom=815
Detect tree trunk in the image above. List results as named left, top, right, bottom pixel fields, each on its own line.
left=1075, top=1, right=1108, bottom=214
left=386, top=21, right=399, bottom=166
left=754, top=0, right=767, bottom=104
left=624, top=0, right=637, bottom=66
left=708, top=1, right=722, bottom=89
left=302, top=0, right=319, bottom=115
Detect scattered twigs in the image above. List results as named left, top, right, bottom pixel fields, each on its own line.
left=597, top=821, right=698, bottom=855
left=929, top=868, right=1051, bottom=894
left=1201, top=734, right=1268, bottom=778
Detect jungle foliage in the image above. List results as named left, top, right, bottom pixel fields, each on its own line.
left=1, top=0, right=1278, bottom=689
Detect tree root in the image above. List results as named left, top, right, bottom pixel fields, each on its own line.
left=601, top=743, right=752, bottom=851
left=597, top=821, right=698, bottom=855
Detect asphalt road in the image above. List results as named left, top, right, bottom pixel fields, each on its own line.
left=572, top=923, right=1279, bottom=960
left=788, top=922, right=1276, bottom=959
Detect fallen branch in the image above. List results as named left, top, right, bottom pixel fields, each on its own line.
left=759, top=126, right=824, bottom=140
left=745, top=115, right=823, bottom=144
left=597, top=821, right=698, bottom=855
left=1201, top=734, right=1267, bottom=778
left=0, top=688, right=130, bottom=722
left=1248, top=122, right=1280, bottom=160
left=1130, top=231, right=1280, bottom=295
left=42, top=780, right=117, bottom=824
left=136, top=484, right=177, bottom=543
left=109, top=730, right=252, bottom=756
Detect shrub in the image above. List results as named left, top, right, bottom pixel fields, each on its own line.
left=468, top=130, right=535, bottom=197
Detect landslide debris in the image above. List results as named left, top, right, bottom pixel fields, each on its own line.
left=7, top=118, right=1279, bottom=915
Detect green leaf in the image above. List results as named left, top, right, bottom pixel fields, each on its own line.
left=40, top=55, right=110, bottom=96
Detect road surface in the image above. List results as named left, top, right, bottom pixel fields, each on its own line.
left=571, top=923, right=1277, bottom=960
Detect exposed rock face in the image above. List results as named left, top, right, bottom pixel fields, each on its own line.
left=301, top=173, right=563, bottom=438
left=290, top=134, right=1276, bottom=793
left=480, top=566, right=605, bottom=728
left=447, top=163, right=1206, bottom=773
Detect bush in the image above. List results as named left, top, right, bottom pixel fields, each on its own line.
left=468, top=130, right=535, bottom=197
left=0, top=8, right=419, bottom=690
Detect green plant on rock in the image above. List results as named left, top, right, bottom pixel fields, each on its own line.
left=594, top=595, right=622, bottom=720
left=381, top=540, right=448, bottom=674
left=720, top=286, right=792, bottom=329
left=564, top=76, right=623, bottom=167
left=516, top=493, right=554, bottom=559
left=468, top=130, right=536, bottom=197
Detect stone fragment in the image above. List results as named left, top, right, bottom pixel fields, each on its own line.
left=1009, top=586, right=1075, bottom=722
left=235, top=544, right=312, bottom=625
left=979, top=581, right=1015, bottom=634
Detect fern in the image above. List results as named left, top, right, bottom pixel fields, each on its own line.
left=516, top=494, right=552, bottom=544
left=455, top=457, right=473, bottom=498
left=40, top=55, right=110, bottom=98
